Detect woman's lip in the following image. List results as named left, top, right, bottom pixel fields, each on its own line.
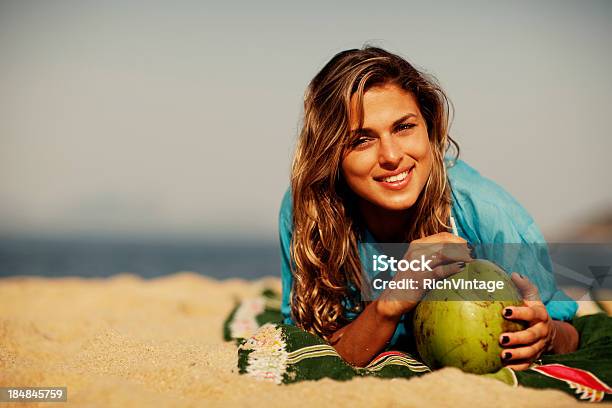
left=376, top=167, right=414, bottom=190
left=374, top=166, right=413, bottom=181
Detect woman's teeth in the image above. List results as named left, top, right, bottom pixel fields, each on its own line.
left=382, top=170, right=408, bottom=183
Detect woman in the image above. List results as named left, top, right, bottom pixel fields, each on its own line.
left=279, top=46, right=579, bottom=370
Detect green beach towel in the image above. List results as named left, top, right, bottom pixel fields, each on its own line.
left=224, top=290, right=612, bottom=403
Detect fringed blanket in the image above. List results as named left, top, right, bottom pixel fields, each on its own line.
left=224, top=290, right=612, bottom=403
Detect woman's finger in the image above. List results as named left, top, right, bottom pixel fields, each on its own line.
left=409, top=233, right=470, bottom=261
left=407, top=243, right=472, bottom=269
left=437, top=243, right=473, bottom=264
left=500, top=338, right=547, bottom=362
left=499, top=321, right=549, bottom=346
left=429, top=261, right=466, bottom=280
left=499, top=326, right=538, bottom=346
left=403, top=250, right=471, bottom=272
left=503, top=304, right=548, bottom=323
left=510, top=272, right=541, bottom=302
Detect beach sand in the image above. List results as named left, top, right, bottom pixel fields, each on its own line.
left=0, top=273, right=588, bottom=407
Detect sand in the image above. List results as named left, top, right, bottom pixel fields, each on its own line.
left=0, top=272, right=587, bottom=407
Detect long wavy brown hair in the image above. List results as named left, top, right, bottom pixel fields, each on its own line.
left=290, top=46, right=460, bottom=340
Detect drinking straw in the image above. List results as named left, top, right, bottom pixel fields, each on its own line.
left=450, top=215, right=459, bottom=237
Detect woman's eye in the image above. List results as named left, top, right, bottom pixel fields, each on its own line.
left=352, top=136, right=374, bottom=147
left=396, top=123, right=416, bottom=132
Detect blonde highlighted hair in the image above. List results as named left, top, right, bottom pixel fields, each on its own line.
left=290, top=46, right=459, bottom=340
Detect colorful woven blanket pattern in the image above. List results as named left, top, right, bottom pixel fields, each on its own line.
left=224, top=290, right=612, bottom=402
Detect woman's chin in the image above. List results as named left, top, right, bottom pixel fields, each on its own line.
left=354, top=187, right=418, bottom=212
left=373, top=195, right=417, bottom=212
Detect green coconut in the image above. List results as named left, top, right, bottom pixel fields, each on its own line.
left=413, top=259, right=527, bottom=374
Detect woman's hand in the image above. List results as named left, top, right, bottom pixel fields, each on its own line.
left=376, top=232, right=473, bottom=319
left=331, top=232, right=472, bottom=367
left=499, top=273, right=556, bottom=371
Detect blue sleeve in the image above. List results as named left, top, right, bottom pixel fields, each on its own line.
left=448, top=160, right=578, bottom=321
left=279, top=188, right=295, bottom=325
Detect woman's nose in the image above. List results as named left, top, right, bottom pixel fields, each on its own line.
left=378, top=135, right=402, bottom=169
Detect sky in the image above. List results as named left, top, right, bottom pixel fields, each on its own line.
left=0, top=0, right=610, bottom=242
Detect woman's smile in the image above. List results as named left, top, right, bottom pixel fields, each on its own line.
left=375, top=165, right=415, bottom=190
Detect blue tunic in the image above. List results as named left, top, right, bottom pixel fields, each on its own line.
left=278, top=158, right=577, bottom=347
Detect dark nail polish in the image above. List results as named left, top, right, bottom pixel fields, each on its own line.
left=501, top=335, right=510, bottom=344
left=503, top=352, right=512, bottom=360
left=457, top=262, right=466, bottom=268
left=504, top=308, right=512, bottom=317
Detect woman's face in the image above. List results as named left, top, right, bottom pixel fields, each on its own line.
left=341, top=83, right=433, bottom=212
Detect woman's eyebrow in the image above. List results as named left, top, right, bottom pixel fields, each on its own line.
left=390, top=113, right=417, bottom=128
left=350, top=113, right=417, bottom=135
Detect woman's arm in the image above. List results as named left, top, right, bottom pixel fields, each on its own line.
left=334, top=273, right=579, bottom=369
left=550, top=320, right=580, bottom=355
left=328, top=299, right=405, bottom=367
left=329, top=232, right=471, bottom=367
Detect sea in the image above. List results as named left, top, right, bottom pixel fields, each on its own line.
left=0, top=236, right=281, bottom=280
